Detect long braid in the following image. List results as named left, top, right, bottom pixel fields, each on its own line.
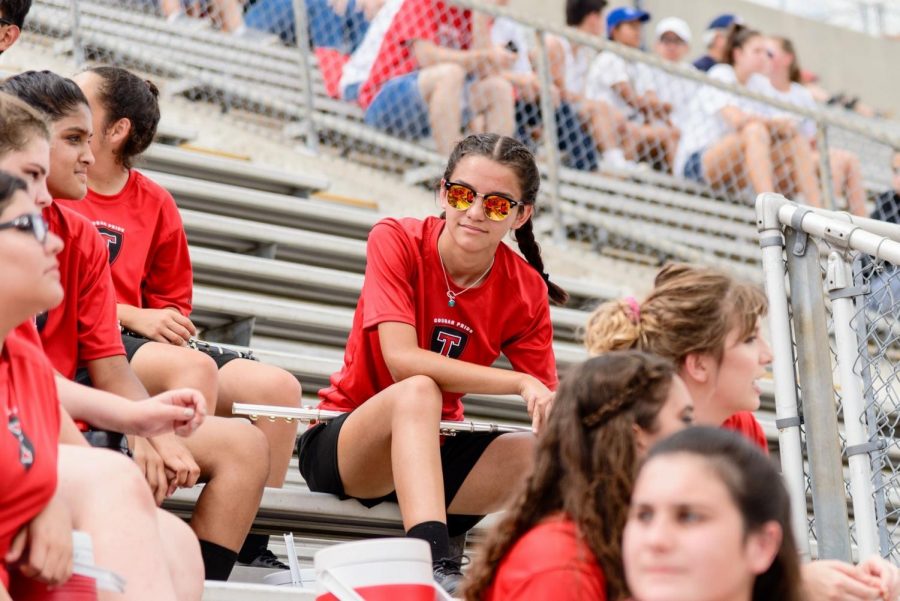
left=514, top=218, right=569, bottom=305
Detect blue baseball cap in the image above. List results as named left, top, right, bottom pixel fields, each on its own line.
left=606, top=7, right=650, bottom=39
left=706, top=13, right=741, bottom=31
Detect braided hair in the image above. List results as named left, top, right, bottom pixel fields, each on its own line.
left=464, top=351, right=676, bottom=600
left=442, top=133, right=568, bottom=305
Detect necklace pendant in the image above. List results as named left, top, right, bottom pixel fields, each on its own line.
left=448, top=298, right=456, bottom=308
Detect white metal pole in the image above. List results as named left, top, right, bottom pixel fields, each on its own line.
left=826, top=252, right=880, bottom=559
left=757, top=193, right=812, bottom=558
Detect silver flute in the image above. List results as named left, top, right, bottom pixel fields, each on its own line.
left=231, top=403, right=532, bottom=436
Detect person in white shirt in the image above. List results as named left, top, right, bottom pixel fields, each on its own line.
left=642, top=17, right=698, bottom=133
left=584, top=8, right=680, bottom=172
left=678, top=24, right=821, bottom=207
left=766, top=36, right=865, bottom=215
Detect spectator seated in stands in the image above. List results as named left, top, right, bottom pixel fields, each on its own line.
left=584, top=262, right=900, bottom=599
left=641, top=17, right=697, bottom=137
left=547, top=0, right=643, bottom=171
left=866, top=150, right=900, bottom=311
left=1, top=70, right=270, bottom=583
left=692, top=13, right=741, bottom=72
left=64, top=65, right=303, bottom=570
left=0, top=0, right=29, bottom=53
left=245, top=0, right=381, bottom=98
left=463, top=351, right=695, bottom=601
left=765, top=36, right=865, bottom=216
left=160, top=0, right=275, bottom=41
left=489, top=0, right=597, bottom=171
left=675, top=25, right=821, bottom=206
left=297, top=134, right=565, bottom=594
left=623, top=427, right=805, bottom=601
left=0, top=167, right=207, bottom=600
left=339, top=0, right=515, bottom=155
left=585, top=7, right=680, bottom=173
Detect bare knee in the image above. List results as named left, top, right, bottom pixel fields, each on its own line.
left=67, top=450, right=157, bottom=517
left=389, top=375, right=442, bottom=418
left=261, top=370, right=302, bottom=407
left=428, top=63, right=466, bottom=92
left=741, top=121, right=771, bottom=146
left=224, top=421, right=270, bottom=483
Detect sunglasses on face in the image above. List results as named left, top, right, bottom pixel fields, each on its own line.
left=0, top=213, right=50, bottom=244
left=443, top=180, right=523, bottom=222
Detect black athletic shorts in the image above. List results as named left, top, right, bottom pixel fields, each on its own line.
left=298, top=412, right=503, bottom=511
left=121, top=332, right=249, bottom=369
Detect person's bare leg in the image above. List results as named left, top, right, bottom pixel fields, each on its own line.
left=702, top=133, right=749, bottom=195
left=336, top=375, right=445, bottom=529
left=446, top=433, right=535, bottom=515
left=156, top=510, right=204, bottom=601
left=214, top=0, right=244, bottom=31
left=419, top=64, right=466, bottom=155
left=58, top=446, right=189, bottom=601
left=831, top=148, right=866, bottom=215
left=216, top=359, right=301, bottom=488
left=130, top=342, right=220, bottom=414
left=469, top=76, right=515, bottom=138
left=181, top=417, right=269, bottom=551
left=735, top=122, right=775, bottom=193
left=160, top=0, right=182, bottom=17
left=783, top=135, right=821, bottom=207
left=583, top=102, right=623, bottom=155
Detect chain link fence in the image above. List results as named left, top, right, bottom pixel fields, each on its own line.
left=759, top=192, right=900, bottom=562
left=20, top=0, right=900, bottom=278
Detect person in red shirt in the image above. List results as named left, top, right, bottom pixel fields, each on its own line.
left=62, top=65, right=301, bottom=569
left=344, top=0, right=516, bottom=155
left=0, top=71, right=270, bottom=582
left=463, top=351, right=695, bottom=601
left=297, top=133, right=562, bottom=593
left=0, top=170, right=209, bottom=600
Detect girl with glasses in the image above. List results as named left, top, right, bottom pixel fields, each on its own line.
left=298, top=133, right=564, bottom=593
left=0, top=167, right=208, bottom=600
left=59, top=65, right=302, bottom=570
left=0, top=71, right=269, bottom=583
left=464, top=351, right=694, bottom=601
left=585, top=262, right=900, bottom=600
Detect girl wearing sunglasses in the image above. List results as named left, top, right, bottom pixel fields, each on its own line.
left=1, top=71, right=269, bottom=584
left=298, top=133, right=565, bottom=593
left=585, top=262, right=900, bottom=601
left=58, top=65, right=302, bottom=569
left=464, top=351, right=694, bottom=601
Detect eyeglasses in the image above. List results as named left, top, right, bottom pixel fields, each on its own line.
left=0, top=213, right=50, bottom=244
left=442, top=180, right=523, bottom=221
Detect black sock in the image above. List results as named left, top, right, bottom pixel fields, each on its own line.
left=199, top=540, right=238, bottom=581
left=238, top=533, right=269, bottom=563
left=407, top=521, right=450, bottom=563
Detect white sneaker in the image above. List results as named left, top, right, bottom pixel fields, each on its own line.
left=602, top=149, right=640, bottom=173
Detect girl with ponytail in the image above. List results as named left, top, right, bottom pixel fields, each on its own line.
left=298, top=133, right=564, bottom=594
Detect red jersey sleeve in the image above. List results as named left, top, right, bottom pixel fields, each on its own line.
left=361, top=219, right=418, bottom=329
left=75, top=219, right=126, bottom=363
left=722, top=411, right=769, bottom=454
left=142, top=212, right=193, bottom=316
left=502, top=298, right=557, bottom=390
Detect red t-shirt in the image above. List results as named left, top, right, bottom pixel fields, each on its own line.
left=39, top=203, right=125, bottom=379
left=57, top=170, right=193, bottom=315
left=319, top=217, right=557, bottom=421
left=486, top=516, right=607, bottom=600
left=358, top=0, right=472, bottom=108
left=0, top=322, right=60, bottom=587
left=722, top=411, right=769, bottom=454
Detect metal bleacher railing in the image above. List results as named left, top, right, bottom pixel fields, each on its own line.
left=758, top=192, right=900, bottom=564
left=25, top=0, right=900, bottom=282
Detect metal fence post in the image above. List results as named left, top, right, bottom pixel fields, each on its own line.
left=756, top=193, right=811, bottom=558
left=531, top=28, right=563, bottom=245
left=852, top=255, right=892, bottom=557
left=785, top=226, right=852, bottom=561
left=815, top=120, right=836, bottom=211
left=826, top=252, right=879, bottom=559
left=292, top=0, right=319, bottom=153
left=70, top=0, right=85, bottom=68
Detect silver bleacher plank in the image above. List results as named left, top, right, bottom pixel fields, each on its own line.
left=155, top=119, right=198, bottom=146
left=146, top=170, right=373, bottom=238
left=203, top=582, right=314, bottom=600
left=139, top=145, right=328, bottom=197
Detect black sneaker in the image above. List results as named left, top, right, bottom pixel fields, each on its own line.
left=240, top=548, right=289, bottom=570
left=433, top=556, right=468, bottom=595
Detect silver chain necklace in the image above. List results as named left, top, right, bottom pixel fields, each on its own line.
left=437, top=249, right=494, bottom=308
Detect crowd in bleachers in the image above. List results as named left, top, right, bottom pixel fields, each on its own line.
left=147, top=0, right=879, bottom=214
left=4, top=0, right=900, bottom=599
